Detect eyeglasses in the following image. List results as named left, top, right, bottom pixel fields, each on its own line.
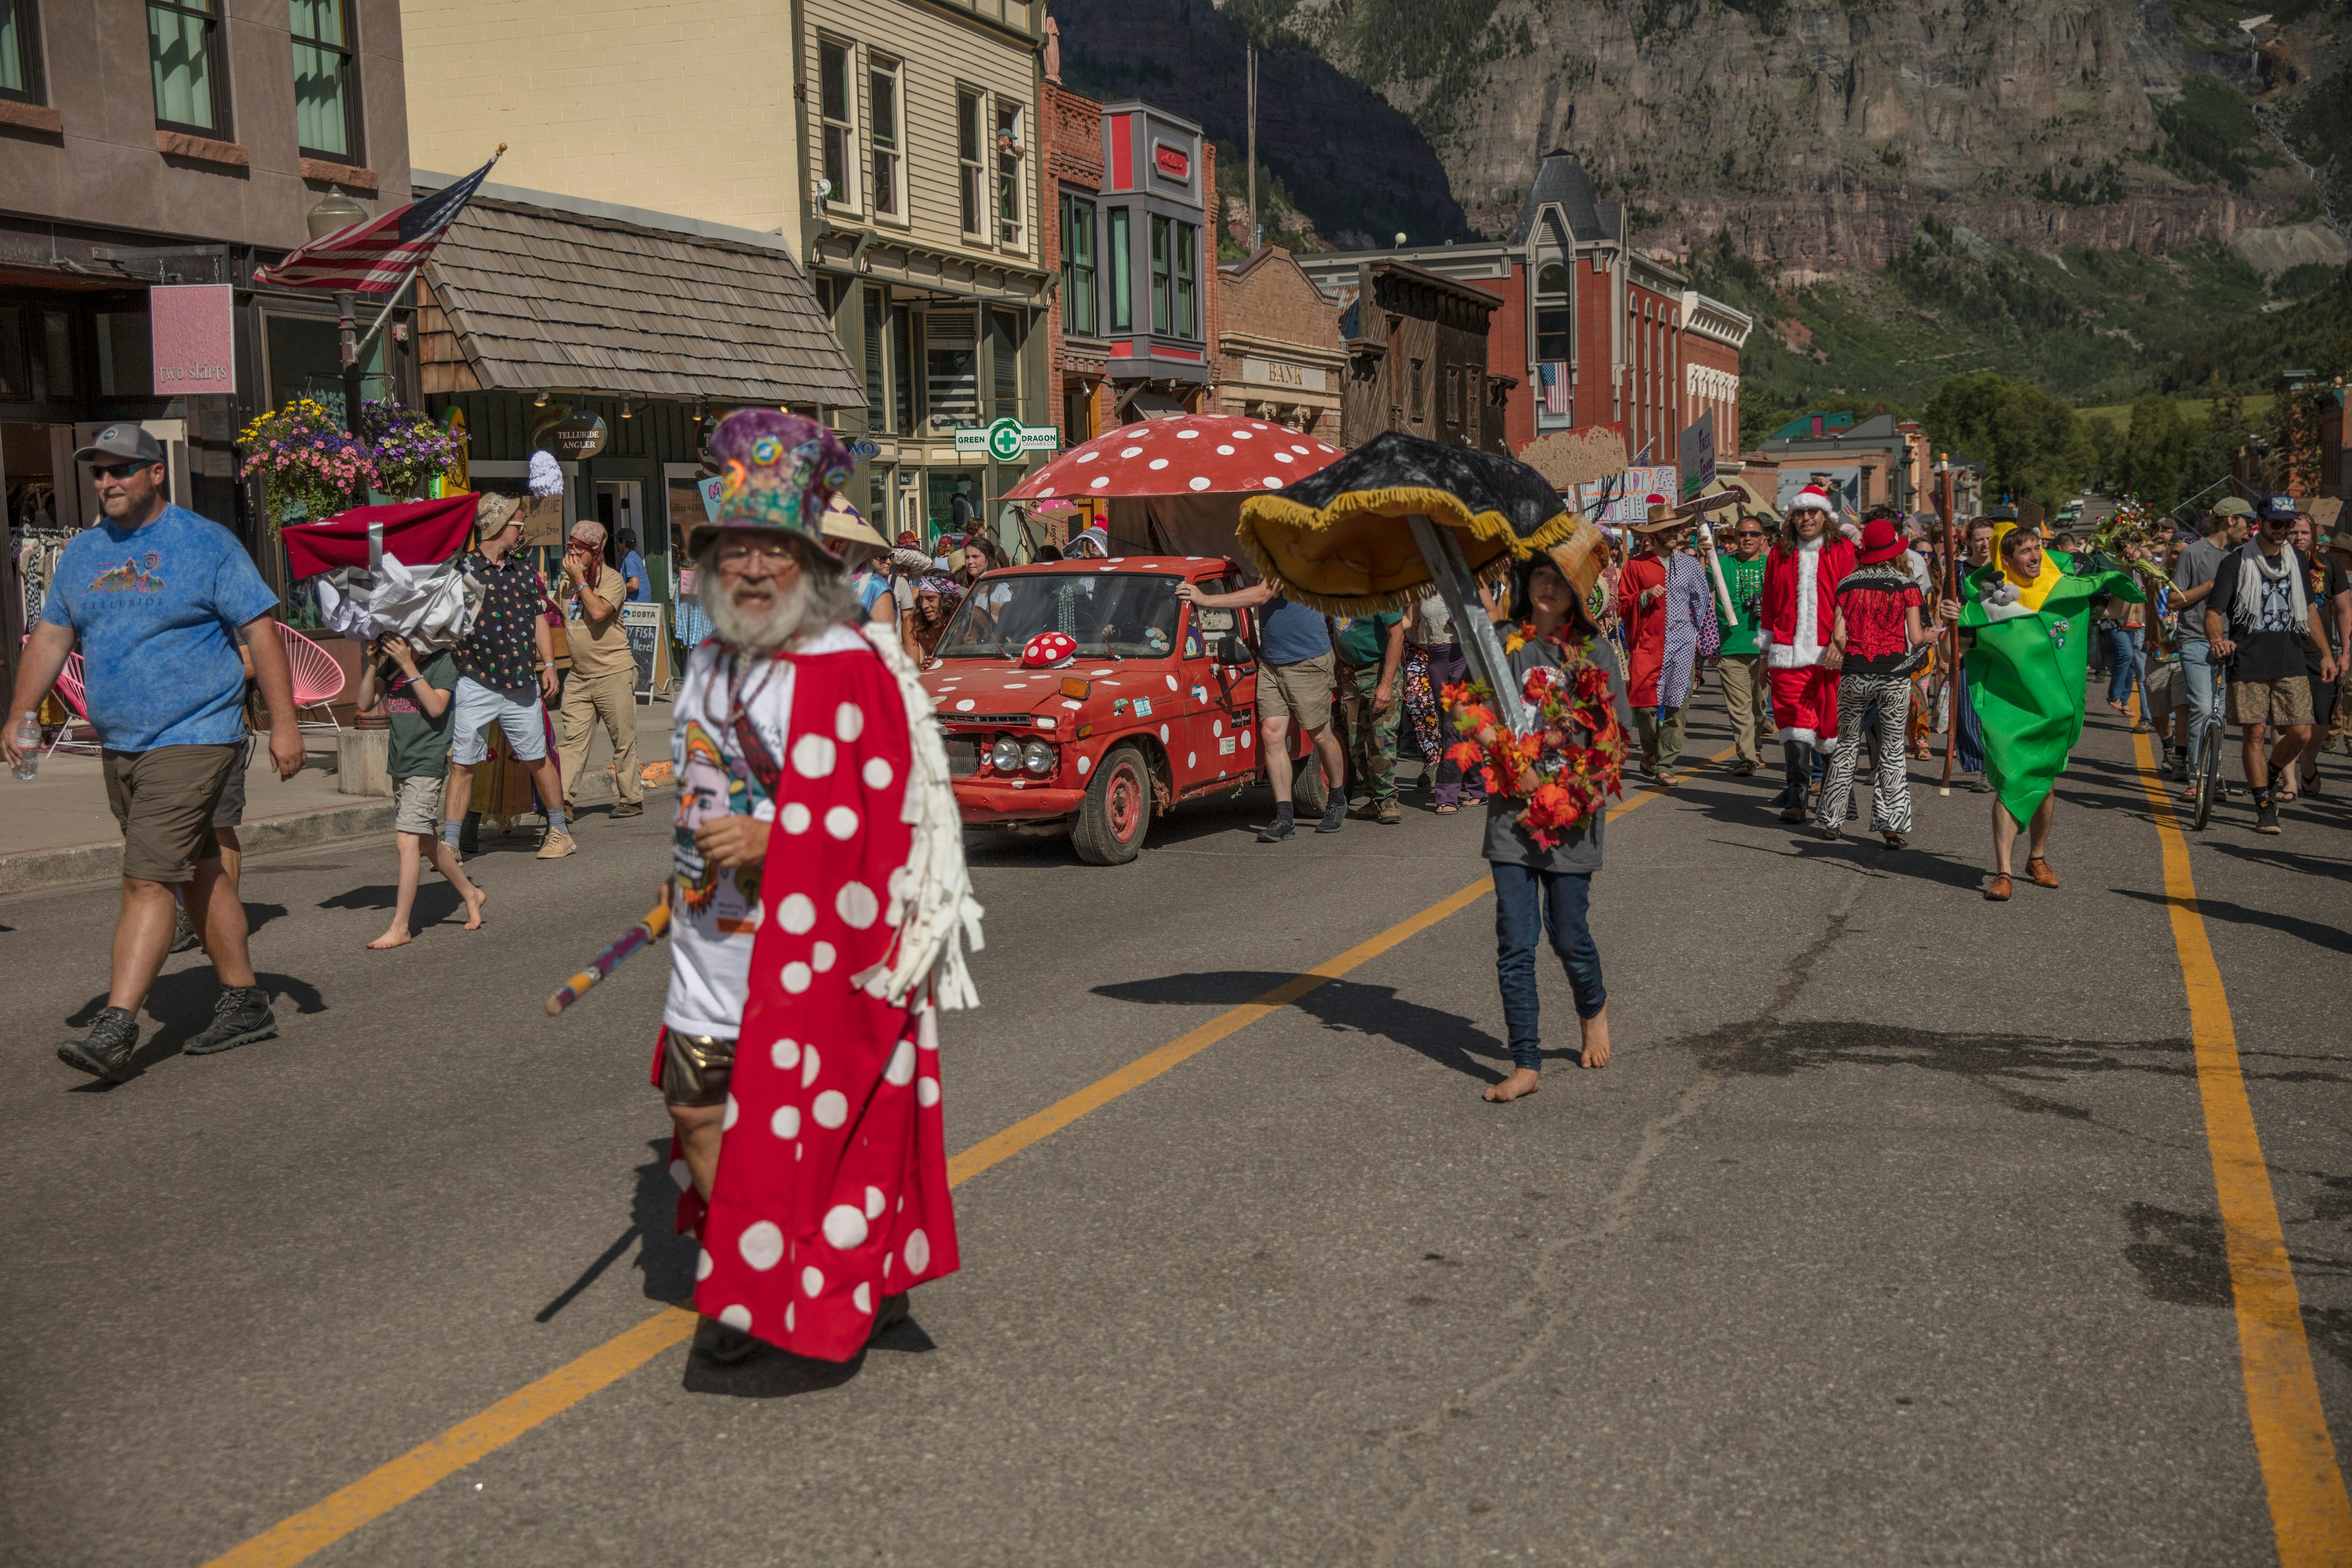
left=91, top=461, right=149, bottom=480
left=713, top=539, right=799, bottom=568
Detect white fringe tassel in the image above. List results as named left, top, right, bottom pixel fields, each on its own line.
left=859, top=624, right=986, bottom=1011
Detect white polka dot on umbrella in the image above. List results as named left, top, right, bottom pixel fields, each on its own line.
left=1001, top=413, right=1341, bottom=500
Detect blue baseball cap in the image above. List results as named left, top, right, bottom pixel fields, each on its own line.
left=2262, top=494, right=2299, bottom=521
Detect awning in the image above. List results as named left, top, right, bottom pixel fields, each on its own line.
left=417, top=195, right=861, bottom=408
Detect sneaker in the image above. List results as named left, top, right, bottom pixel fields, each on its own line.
left=1316, top=796, right=1346, bottom=834
left=1375, top=798, right=1401, bottom=826
left=2255, top=800, right=2281, bottom=835
left=610, top=802, right=644, bottom=820
left=536, top=829, right=579, bottom=860
left=183, top=986, right=277, bottom=1056
left=59, top=1007, right=140, bottom=1082
left=170, top=906, right=201, bottom=954
left=1256, top=813, right=1297, bottom=843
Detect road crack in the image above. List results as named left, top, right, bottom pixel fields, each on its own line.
left=1359, top=875, right=1868, bottom=1566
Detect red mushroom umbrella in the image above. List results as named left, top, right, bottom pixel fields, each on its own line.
left=1008, top=413, right=1343, bottom=502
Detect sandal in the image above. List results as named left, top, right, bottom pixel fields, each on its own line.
left=1985, top=873, right=2013, bottom=901
left=2025, top=856, right=2060, bottom=888
left=1434, top=804, right=1459, bottom=816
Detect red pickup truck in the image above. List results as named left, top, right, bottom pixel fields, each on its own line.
left=917, top=555, right=1327, bottom=863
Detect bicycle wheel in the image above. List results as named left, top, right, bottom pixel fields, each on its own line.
left=2192, top=730, right=2222, bottom=831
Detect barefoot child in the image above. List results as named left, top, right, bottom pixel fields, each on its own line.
left=356, top=634, right=486, bottom=948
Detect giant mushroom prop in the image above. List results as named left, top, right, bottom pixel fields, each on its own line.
left=1006, top=413, right=1344, bottom=556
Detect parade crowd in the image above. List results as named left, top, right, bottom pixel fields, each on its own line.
left=7, top=410, right=2348, bottom=1370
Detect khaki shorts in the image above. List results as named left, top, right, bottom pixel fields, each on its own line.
left=659, top=1029, right=736, bottom=1107
left=2230, top=675, right=2313, bottom=728
left=1257, top=652, right=1335, bottom=726
left=393, top=773, right=447, bottom=836
left=102, top=743, right=240, bottom=884
left=211, top=736, right=254, bottom=829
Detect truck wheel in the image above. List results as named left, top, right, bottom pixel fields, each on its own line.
left=1291, top=745, right=1330, bottom=818
left=1072, top=743, right=1153, bottom=865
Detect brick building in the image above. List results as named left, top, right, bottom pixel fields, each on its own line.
left=1294, top=150, right=1750, bottom=466
left=1213, top=246, right=1343, bottom=437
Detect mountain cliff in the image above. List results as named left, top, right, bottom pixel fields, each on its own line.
left=1216, top=0, right=2340, bottom=274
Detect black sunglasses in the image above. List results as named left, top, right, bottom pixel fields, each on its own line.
left=91, top=460, right=152, bottom=480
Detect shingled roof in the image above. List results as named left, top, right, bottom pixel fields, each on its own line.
left=1507, top=151, right=1619, bottom=247
left=418, top=195, right=862, bottom=407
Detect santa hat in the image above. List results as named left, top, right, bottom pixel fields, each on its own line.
left=1789, top=485, right=1834, bottom=514
left=1021, top=631, right=1077, bottom=669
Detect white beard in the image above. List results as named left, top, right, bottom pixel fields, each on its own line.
left=704, top=571, right=818, bottom=654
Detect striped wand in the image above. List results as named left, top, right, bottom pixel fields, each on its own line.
left=545, top=886, right=673, bottom=1016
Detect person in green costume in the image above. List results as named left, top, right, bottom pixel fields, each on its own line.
left=1959, top=519, right=2143, bottom=900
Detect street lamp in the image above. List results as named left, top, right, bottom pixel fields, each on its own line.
left=306, top=186, right=367, bottom=241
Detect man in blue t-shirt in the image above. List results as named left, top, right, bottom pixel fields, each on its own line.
left=617, top=529, right=651, bottom=603
left=1178, top=575, right=1346, bottom=841
left=4, top=425, right=306, bottom=1082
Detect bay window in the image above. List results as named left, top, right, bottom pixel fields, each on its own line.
left=1060, top=194, right=1097, bottom=336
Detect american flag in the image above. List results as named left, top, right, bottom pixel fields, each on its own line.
left=254, top=156, right=499, bottom=292
left=1538, top=361, right=1570, bottom=417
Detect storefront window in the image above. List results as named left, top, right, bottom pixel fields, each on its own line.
left=927, top=471, right=979, bottom=541
left=1061, top=194, right=1097, bottom=337
left=263, top=312, right=383, bottom=424
left=95, top=311, right=154, bottom=399
left=41, top=308, right=75, bottom=398
left=987, top=311, right=1019, bottom=421
left=2, top=0, right=43, bottom=102
left=1106, top=208, right=1131, bottom=333
left=0, top=307, right=26, bottom=399
left=148, top=0, right=225, bottom=135
left=891, top=304, right=916, bottom=434
left=924, top=310, right=978, bottom=429
left=288, top=0, right=358, bottom=160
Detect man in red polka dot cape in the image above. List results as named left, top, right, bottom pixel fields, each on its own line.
left=658, top=410, right=984, bottom=1365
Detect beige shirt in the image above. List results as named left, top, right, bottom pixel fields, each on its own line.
left=564, top=564, right=635, bottom=679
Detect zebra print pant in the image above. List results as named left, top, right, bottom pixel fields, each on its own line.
left=1816, top=670, right=1915, bottom=834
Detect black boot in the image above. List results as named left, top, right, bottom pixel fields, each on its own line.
left=59, top=1007, right=140, bottom=1082
left=1778, top=742, right=1809, bottom=823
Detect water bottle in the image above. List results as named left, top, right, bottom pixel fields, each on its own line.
left=11, top=714, right=39, bottom=781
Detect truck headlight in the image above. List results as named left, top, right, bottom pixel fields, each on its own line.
left=989, top=736, right=1024, bottom=774
left=1022, top=740, right=1057, bottom=776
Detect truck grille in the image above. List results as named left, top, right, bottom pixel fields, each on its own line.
left=954, top=714, right=1035, bottom=727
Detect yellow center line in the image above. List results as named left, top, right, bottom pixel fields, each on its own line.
left=203, top=747, right=1727, bottom=1568
left=2127, top=728, right=2352, bottom=1566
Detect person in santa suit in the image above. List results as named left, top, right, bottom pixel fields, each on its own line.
left=1757, top=485, right=1858, bottom=823
left=658, top=409, right=984, bottom=1366
left=1615, top=498, right=1717, bottom=777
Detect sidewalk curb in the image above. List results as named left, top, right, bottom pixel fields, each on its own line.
left=0, top=766, right=667, bottom=899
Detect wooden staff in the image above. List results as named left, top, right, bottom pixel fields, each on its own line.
left=545, top=884, right=673, bottom=1016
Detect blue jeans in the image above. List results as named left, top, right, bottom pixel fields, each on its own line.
left=2178, top=639, right=2228, bottom=774
left=2100, top=622, right=2142, bottom=709
left=1491, top=863, right=1606, bottom=1072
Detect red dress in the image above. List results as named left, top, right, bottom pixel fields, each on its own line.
left=658, top=639, right=960, bottom=1362
left=1757, top=535, right=1856, bottom=748
left=1616, top=552, right=1668, bottom=706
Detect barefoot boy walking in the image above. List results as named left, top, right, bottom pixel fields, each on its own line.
left=356, top=635, right=486, bottom=948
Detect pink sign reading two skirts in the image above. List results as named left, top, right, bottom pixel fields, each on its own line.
left=149, top=284, right=237, bottom=397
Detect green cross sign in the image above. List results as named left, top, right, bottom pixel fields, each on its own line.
left=955, top=417, right=1060, bottom=461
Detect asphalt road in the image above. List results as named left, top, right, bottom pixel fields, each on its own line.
left=2, top=681, right=2348, bottom=1567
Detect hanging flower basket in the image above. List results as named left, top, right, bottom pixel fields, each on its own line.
left=238, top=397, right=375, bottom=531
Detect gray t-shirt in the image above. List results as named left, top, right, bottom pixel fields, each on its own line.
left=2173, top=539, right=2229, bottom=638
left=1482, top=634, right=1636, bottom=875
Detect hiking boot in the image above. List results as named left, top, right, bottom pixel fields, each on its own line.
left=536, top=829, right=578, bottom=860
left=58, top=1007, right=139, bottom=1082
left=2255, top=800, right=2281, bottom=835
left=1375, top=798, right=1401, bottom=826
left=183, top=986, right=277, bottom=1057
left=609, top=801, right=644, bottom=820
left=170, top=906, right=201, bottom=954
left=1256, top=813, right=1297, bottom=843
left=1316, top=796, right=1346, bottom=834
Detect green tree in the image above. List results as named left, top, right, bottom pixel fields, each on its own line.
left=1921, top=373, right=2092, bottom=511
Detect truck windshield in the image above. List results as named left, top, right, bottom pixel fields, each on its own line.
left=937, top=571, right=1184, bottom=660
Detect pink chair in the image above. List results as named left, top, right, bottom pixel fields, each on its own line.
left=277, top=622, right=348, bottom=731
left=15, top=635, right=98, bottom=755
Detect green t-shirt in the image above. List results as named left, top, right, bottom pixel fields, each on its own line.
left=1333, top=611, right=1401, bottom=667
left=385, top=649, right=461, bottom=779
left=1716, top=553, right=1767, bottom=656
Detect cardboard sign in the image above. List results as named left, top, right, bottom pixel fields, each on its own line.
left=149, top=285, right=236, bottom=396
left=1583, top=466, right=1678, bottom=528
left=517, top=492, right=565, bottom=548
left=1677, top=412, right=1716, bottom=503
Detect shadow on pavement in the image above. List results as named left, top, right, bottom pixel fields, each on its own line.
left=2111, top=887, right=2352, bottom=956
left=59, top=966, right=326, bottom=1087
left=2122, top=1200, right=2352, bottom=1373
left=1093, top=969, right=1519, bottom=1082
left=317, top=881, right=475, bottom=931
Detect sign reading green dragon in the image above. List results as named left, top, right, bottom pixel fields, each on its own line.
left=954, top=417, right=1060, bottom=462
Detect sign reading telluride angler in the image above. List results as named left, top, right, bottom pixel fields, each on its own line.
left=540, top=411, right=609, bottom=460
